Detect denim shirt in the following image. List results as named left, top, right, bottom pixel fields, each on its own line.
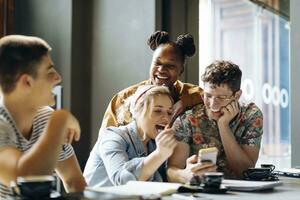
left=83, top=121, right=164, bottom=188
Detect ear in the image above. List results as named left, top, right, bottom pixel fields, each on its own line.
left=179, top=65, right=184, bottom=76
left=235, top=90, right=242, bottom=100
left=17, top=74, right=34, bottom=90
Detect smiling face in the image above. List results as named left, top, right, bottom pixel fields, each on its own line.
left=29, top=54, right=62, bottom=107
left=149, top=44, right=183, bottom=88
left=137, top=94, right=173, bottom=140
left=203, top=82, right=241, bottom=120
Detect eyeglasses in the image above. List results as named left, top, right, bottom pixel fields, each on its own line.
left=201, top=93, right=234, bottom=103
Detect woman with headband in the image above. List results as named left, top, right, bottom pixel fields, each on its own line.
left=84, top=85, right=178, bottom=187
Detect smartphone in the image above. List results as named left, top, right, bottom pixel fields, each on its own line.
left=198, top=147, right=218, bottom=165
left=172, top=193, right=209, bottom=200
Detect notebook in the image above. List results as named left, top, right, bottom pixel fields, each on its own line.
left=85, top=181, right=183, bottom=196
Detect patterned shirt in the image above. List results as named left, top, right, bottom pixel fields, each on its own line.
left=0, top=105, right=74, bottom=199
left=173, top=102, right=263, bottom=178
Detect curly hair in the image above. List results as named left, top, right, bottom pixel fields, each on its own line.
left=201, top=60, right=242, bottom=93
left=147, top=31, right=196, bottom=74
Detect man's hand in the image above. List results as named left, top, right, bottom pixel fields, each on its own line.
left=218, top=100, right=240, bottom=127
left=183, top=155, right=217, bottom=182
left=64, top=116, right=81, bottom=144
left=51, top=110, right=81, bottom=144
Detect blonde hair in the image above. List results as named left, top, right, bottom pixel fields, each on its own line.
left=116, top=85, right=172, bottom=125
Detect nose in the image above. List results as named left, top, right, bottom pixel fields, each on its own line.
left=161, top=113, right=171, bottom=124
left=208, top=97, right=221, bottom=109
left=54, top=70, right=62, bottom=84
left=157, top=65, right=167, bottom=72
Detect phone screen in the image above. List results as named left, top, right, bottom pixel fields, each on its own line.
left=172, top=193, right=210, bottom=200
left=198, top=147, right=218, bottom=164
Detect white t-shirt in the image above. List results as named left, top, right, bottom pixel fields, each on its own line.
left=0, top=105, right=74, bottom=199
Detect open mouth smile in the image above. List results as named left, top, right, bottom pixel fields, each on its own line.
left=210, top=108, right=220, bottom=113
left=155, top=124, right=166, bottom=133
left=156, top=75, right=169, bottom=80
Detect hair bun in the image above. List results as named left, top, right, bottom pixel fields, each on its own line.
left=147, top=31, right=170, bottom=50
left=176, top=34, right=196, bottom=57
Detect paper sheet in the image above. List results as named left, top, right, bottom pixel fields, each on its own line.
left=86, top=181, right=182, bottom=196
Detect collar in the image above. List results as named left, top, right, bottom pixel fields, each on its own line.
left=127, top=121, right=156, bottom=157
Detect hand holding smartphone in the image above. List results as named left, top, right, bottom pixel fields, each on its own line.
left=198, top=147, right=218, bottom=164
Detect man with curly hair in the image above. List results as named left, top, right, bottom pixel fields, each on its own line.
left=167, top=60, right=263, bottom=182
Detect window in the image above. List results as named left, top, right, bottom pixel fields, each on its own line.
left=199, top=0, right=290, bottom=168
left=0, top=0, right=13, bottom=37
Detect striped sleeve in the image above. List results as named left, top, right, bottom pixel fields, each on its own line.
left=35, top=107, right=74, bottom=162
left=0, top=183, right=13, bottom=199
left=0, top=121, right=16, bottom=149
left=0, top=122, right=15, bottom=198
left=59, top=143, right=74, bottom=161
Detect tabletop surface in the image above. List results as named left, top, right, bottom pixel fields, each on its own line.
left=8, top=176, right=300, bottom=200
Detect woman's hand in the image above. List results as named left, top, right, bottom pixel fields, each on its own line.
left=140, top=128, right=178, bottom=181
left=155, top=128, right=178, bottom=159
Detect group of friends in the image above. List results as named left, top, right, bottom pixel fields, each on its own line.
left=0, top=31, right=263, bottom=199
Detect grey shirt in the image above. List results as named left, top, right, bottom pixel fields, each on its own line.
left=0, top=105, right=74, bottom=199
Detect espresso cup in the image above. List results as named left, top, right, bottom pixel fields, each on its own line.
left=16, top=175, right=55, bottom=198
left=243, top=167, right=274, bottom=180
left=261, top=164, right=275, bottom=171
left=202, top=172, right=224, bottom=188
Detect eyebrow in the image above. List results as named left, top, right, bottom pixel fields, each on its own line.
left=156, top=57, right=177, bottom=64
left=154, top=105, right=164, bottom=108
left=154, top=105, right=173, bottom=110
left=206, top=94, right=228, bottom=97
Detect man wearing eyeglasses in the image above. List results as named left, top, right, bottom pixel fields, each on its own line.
left=167, top=60, right=263, bottom=182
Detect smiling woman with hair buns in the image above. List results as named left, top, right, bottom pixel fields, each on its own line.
left=100, top=30, right=203, bottom=132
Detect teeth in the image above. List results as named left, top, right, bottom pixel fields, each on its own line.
left=210, top=109, right=220, bottom=112
left=156, top=75, right=168, bottom=80
left=156, top=124, right=165, bottom=133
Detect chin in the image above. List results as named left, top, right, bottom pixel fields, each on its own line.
left=48, top=98, right=56, bottom=107
left=208, top=110, right=221, bottom=120
left=154, top=79, right=166, bottom=86
left=49, top=102, right=56, bottom=107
